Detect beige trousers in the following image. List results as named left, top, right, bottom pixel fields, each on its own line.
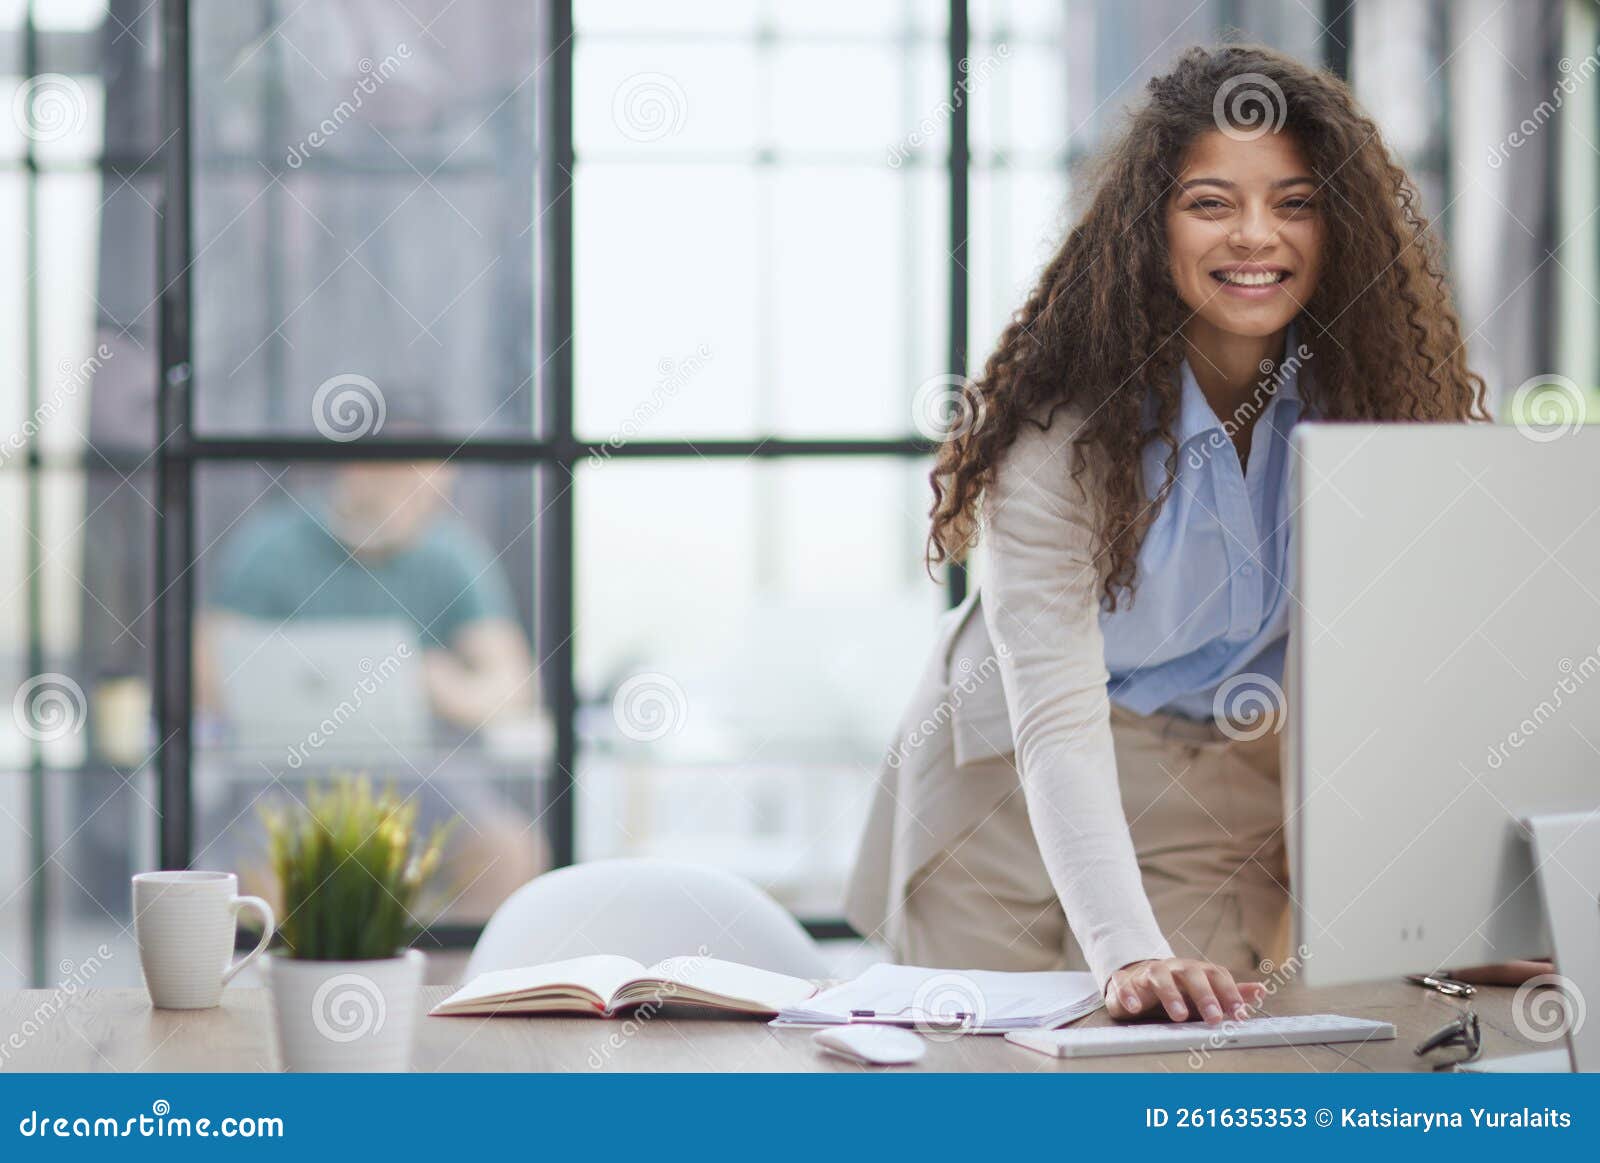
left=897, top=703, right=1290, bottom=979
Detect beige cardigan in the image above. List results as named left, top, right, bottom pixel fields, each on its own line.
left=846, top=412, right=1173, bottom=988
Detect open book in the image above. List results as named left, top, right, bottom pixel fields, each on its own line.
left=430, top=954, right=818, bottom=1018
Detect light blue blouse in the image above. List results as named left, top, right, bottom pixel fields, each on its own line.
left=1102, top=349, right=1306, bottom=721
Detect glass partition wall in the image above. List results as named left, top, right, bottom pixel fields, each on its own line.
left=5, top=0, right=1587, bottom=985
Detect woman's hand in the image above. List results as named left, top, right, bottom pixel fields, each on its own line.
left=1105, top=957, right=1269, bottom=1024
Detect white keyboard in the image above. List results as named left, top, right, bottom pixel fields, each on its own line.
left=1005, top=1014, right=1395, bottom=1059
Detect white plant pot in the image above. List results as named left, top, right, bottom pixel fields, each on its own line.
left=262, top=949, right=425, bottom=1073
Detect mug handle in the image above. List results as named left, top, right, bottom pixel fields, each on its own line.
left=222, top=895, right=276, bottom=987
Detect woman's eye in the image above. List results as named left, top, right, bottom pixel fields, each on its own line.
left=1191, top=198, right=1228, bottom=211
left=1279, top=198, right=1316, bottom=213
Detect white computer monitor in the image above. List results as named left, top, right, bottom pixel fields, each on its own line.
left=1288, top=423, right=1600, bottom=1071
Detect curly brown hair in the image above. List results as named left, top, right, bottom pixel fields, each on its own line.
left=928, top=44, right=1489, bottom=610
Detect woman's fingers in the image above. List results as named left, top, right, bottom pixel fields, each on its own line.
left=1107, top=959, right=1271, bottom=1022
left=1206, top=966, right=1251, bottom=1021
left=1144, top=963, right=1190, bottom=1021
left=1108, top=978, right=1145, bottom=1019
left=1179, top=964, right=1225, bottom=1023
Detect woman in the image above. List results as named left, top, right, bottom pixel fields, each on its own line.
left=846, top=44, right=1490, bottom=1024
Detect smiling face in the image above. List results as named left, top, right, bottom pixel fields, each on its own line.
left=1165, top=129, right=1323, bottom=342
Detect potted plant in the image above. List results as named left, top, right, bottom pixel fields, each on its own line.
left=259, top=779, right=449, bottom=1072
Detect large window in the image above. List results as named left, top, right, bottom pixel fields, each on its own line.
left=570, top=5, right=948, bottom=917
left=3, top=0, right=1592, bottom=986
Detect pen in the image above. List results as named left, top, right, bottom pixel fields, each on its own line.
left=1405, top=973, right=1476, bottom=998
left=846, top=1008, right=973, bottom=1024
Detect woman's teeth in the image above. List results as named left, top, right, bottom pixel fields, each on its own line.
left=1214, top=270, right=1287, bottom=286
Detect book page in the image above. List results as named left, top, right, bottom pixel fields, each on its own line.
left=439, top=954, right=647, bottom=1010
left=644, top=956, right=816, bottom=1012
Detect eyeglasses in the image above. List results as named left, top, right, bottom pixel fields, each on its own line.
left=1414, top=1009, right=1481, bottom=1069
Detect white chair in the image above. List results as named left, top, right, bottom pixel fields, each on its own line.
left=464, top=858, right=831, bottom=980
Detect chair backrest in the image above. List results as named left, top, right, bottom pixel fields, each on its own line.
left=464, top=859, right=830, bottom=980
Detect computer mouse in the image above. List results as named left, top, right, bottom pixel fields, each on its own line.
left=812, top=1024, right=927, bottom=1066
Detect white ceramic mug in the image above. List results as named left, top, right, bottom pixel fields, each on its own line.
left=132, top=871, right=275, bottom=1010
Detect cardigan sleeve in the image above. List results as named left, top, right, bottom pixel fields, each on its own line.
left=979, top=413, right=1174, bottom=990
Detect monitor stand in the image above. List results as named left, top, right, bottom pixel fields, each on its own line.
left=1458, top=812, right=1598, bottom=1073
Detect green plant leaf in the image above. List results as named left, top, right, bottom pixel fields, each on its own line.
left=260, top=775, right=454, bottom=961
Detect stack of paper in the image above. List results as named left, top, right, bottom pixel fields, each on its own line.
left=771, top=963, right=1102, bottom=1034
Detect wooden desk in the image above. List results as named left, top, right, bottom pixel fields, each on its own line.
left=0, top=980, right=1555, bottom=1072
